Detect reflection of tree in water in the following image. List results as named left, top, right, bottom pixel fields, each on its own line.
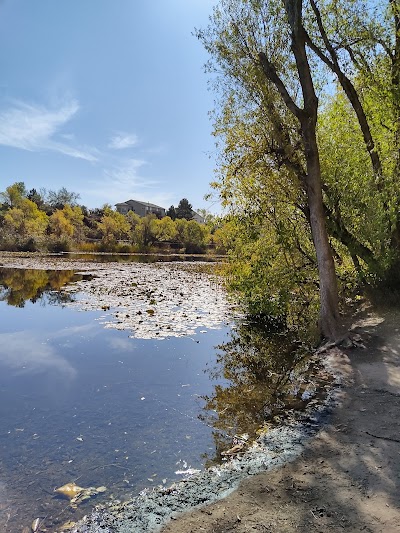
left=201, top=321, right=327, bottom=466
left=0, top=267, right=84, bottom=307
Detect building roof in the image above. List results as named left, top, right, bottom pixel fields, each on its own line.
left=115, top=199, right=165, bottom=210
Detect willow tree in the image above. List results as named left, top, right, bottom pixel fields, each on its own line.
left=310, top=0, right=400, bottom=257
left=198, top=0, right=342, bottom=340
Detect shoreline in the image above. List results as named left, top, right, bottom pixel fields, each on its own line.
left=0, top=252, right=350, bottom=532
left=3, top=253, right=394, bottom=532
left=62, top=348, right=350, bottom=533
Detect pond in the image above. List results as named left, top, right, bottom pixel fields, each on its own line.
left=0, top=257, right=329, bottom=532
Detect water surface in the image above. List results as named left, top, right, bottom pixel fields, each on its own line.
left=0, top=266, right=229, bottom=531
left=0, top=261, right=327, bottom=532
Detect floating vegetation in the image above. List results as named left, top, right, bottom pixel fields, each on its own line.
left=0, top=255, right=233, bottom=339
left=63, top=262, right=232, bottom=339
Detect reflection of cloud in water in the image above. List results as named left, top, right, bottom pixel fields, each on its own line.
left=0, top=332, right=76, bottom=379
left=49, top=322, right=98, bottom=340
left=107, top=337, right=137, bottom=352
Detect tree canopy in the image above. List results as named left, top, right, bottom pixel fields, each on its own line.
left=0, top=181, right=212, bottom=254
left=175, top=198, right=194, bottom=220
left=197, top=0, right=400, bottom=340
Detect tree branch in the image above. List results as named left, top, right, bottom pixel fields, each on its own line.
left=306, top=0, right=383, bottom=181
left=258, top=52, right=303, bottom=120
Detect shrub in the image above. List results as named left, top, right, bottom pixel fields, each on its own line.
left=47, top=239, right=71, bottom=253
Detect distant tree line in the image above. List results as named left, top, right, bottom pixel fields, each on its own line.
left=0, top=182, right=227, bottom=254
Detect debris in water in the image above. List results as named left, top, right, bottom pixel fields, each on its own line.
left=221, top=443, right=244, bottom=456
left=31, top=518, right=41, bottom=532
left=55, top=482, right=84, bottom=500
left=175, top=468, right=201, bottom=477
left=59, top=521, right=77, bottom=531
left=54, top=482, right=106, bottom=508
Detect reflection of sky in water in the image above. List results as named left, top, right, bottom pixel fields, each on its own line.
left=0, top=292, right=229, bottom=532
left=0, top=331, right=77, bottom=379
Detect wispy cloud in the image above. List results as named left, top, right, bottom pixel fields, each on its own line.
left=82, top=158, right=174, bottom=207
left=108, top=132, right=139, bottom=150
left=0, top=99, right=98, bottom=161
left=104, top=158, right=151, bottom=188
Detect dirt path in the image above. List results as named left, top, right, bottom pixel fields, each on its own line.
left=161, top=307, right=400, bottom=533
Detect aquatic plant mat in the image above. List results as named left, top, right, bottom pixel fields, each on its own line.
left=0, top=253, right=232, bottom=340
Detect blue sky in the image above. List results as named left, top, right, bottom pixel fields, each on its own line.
left=0, top=0, right=220, bottom=212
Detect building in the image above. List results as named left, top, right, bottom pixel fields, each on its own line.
left=191, top=211, right=206, bottom=224
left=115, top=200, right=166, bottom=218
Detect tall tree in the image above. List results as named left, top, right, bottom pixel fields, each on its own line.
left=47, top=187, right=80, bottom=210
left=305, top=0, right=400, bottom=269
left=175, top=198, right=194, bottom=220
left=27, top=188, right=46, bottom=210
left=134, top=214, right=158, bottom=247
left=153, top=216, right=178, bottom=242
left=97, top=208, right=130, bottom=245
left=3, top=199, right=48, bottom=241
left=0, top=182, right=27, bottom=209
left=166, top=205, right=177, bottom=220
left=199, top=0, right=341, bottom=339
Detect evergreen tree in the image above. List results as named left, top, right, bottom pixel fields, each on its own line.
left=175, top=198, right=193, bottom=220
left=166, top=205, right=177, bottom=220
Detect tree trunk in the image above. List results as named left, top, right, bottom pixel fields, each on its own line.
left=302, top=125, right=341, bottom=340
left=285, top=0, right=342, bottom=340
left=258, top=1, right=342, bottom=339
left=307, top=0, right=383, bottom=182
left=386, top=0, right=400, bottom=248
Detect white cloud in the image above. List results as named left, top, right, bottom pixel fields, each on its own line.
left=82, top=158, right=174, bottom=207
left=107, top=337, right=136, bottom=352
left=108, top=132, right=139, bottom=150
left=104, top=158, right=149, bottom=188
left=0, top=99, right=98, bottom=161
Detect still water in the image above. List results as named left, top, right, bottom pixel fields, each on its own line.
left=0, top=261, right=325, bottom=532
left=0, top=266, right=230, bottom=531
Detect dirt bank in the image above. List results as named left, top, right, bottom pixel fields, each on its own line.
left=160, top=306, right=400, bottom=533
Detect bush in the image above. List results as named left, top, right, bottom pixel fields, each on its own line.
left=185, top=242, right=206, bottom=254
left=76, top=241, right=101, bottom=253
left=20, top=238, right=39, bottom=252
left=47, top=239, right=71, bottom=253
left=0, top=239, right=18, bottom=251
